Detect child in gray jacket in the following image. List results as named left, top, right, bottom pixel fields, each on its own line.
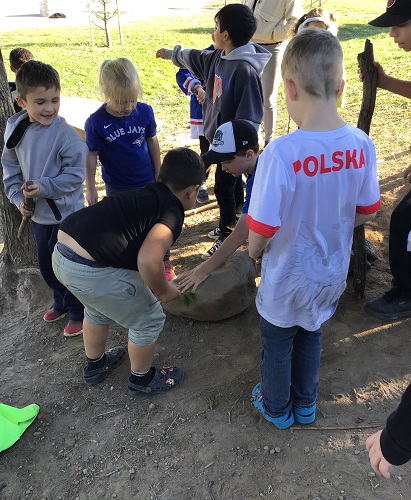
left=2, top=60, right=87, bottom=337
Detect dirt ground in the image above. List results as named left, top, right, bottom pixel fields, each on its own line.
left=1, top=137, right=411, bottom=500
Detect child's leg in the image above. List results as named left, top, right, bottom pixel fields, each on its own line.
left=214, top=163, right=239, bottom=238
left=291, top=327, right=322, bottom=410
left=128, top=341, right=156, bottom=373
left=389, top=190, right=411, bottom=293
left=32, top=221, right=83, bottom=320
left=259, top=318, right=298, bottom=417
left=83, top=320, right=109, bottom=359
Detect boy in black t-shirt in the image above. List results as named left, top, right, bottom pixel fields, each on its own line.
left=52, top=148, right=205, bottom=396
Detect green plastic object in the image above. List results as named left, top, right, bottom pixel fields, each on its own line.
left=0, top=403, right=40, bottom=452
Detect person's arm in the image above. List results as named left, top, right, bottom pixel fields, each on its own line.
left=137, top=223, right=180, bottom=303
left=85, top=150, right=99, bottom=205
left=248, top=230, right=271, bottom=260
left=354, top=212, right=377, bottom=227
left=374, top=61, right=411, bottom=99
left=146, top=136, right=161, bottom=181
left=272, top=0, right=302, bottom=41
left=157, top=45, right=211, bottom=82
left=178, top=214, right=249, bottom=292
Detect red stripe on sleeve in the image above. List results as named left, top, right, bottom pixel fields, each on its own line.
left=246, top=215, right=280, bottom=237
left=356, top=199, right=381, bottom=215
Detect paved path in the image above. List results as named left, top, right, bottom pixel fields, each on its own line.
left=0, top=0, right=211, bottom=33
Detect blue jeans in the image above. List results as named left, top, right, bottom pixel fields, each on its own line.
left=259, top=317, right=322, bottom=418
left=32, top=221, right=84, bottom=321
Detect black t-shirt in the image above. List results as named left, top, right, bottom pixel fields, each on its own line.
left=60, top=182, right=184, bottom=270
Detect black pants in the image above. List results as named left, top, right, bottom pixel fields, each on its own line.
left=214, top=163, right=244, bottom=237
left=389, top=189, right=411, bottom=293
left=32, top=221, right=84, bottom=321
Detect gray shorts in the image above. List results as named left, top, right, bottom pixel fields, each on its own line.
left=52, top=245, right=165, bottom=346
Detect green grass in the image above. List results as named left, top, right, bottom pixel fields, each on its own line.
left=1, top=0, right=411, bottom=158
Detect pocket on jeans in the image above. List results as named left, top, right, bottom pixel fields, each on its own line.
left=117, top=279, right=137, bottom=297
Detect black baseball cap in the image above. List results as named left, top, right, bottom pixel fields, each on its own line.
left=202, top=120, right=259, bottom=165
left=369, top=0, right=411, bottom=27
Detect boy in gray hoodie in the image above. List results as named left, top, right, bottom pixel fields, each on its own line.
left=2, top=60, right=87, bottom=337
left=156, top=3, right=271, bottom=259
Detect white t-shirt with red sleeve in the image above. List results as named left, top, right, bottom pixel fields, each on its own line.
left=246, top=124, right=380, bottom=331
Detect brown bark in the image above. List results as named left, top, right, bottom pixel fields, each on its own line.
left=0, top=50, right=37, bottom=266
left=352, top=39, right=378, bottom=298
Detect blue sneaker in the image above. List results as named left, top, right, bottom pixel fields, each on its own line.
left=251, top=382, right=294, bottom=429
left=292, top=405, right=316, bottom=424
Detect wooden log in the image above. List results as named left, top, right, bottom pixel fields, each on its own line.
left=185, top=201, right=218, bottom=217
left=353, top=39, right=378, bottom=298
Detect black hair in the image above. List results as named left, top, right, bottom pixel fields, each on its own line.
left=16, top=60, right=60, bottom=99
left=159, top=148, right=205, bottom=191
left=9, top=48, right=34, bottom=71
left=215, top=4, right=257, bottom=47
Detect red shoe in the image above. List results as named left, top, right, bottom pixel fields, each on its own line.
left=164, top=260, right=176, bottom=281
left=63, top=321, right=83, bottom=337
left=43, top=308, right=67, bottom=322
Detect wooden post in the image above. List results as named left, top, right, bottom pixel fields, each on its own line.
left=353, top=39, right=378, bottom=298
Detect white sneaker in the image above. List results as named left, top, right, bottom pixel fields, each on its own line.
left=208, top=227, right=222, bottom=239
left=201, top=237, right=225, bottom=260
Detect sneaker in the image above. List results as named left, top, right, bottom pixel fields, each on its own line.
left=128, top=365, right=184, bottom=396
left=208, top=227, right=222, bottom=239
left=63, top=321, right=83, bottom=337
left=83, top=346, right=126, bottom=385
left=197, top=185, right=210, bottom=204
left=164, top=260, right=177, bottom=281
left=364, top=288, right=411, bottom=320
left=201, top=237, right=225, bottom=260
left=43, top=308, right=67, bottom=322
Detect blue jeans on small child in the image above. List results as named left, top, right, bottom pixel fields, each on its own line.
left=259, top=317, right=322, bottom=418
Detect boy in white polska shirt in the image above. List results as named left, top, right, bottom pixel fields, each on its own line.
left=247, top=29, right=381, bottom=429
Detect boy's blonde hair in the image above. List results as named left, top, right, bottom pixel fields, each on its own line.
left=99, top=58, right=143, bottom=103
left=281, top=29, right=343, bottom=101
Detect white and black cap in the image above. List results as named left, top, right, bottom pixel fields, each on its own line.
left=202, top=120, right=258, bottom=165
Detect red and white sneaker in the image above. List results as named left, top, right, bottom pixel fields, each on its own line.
left=164, top=260, right=177, bottom=281
left=63, top=321, right=83, bottom=337
left=43, top=308, right=67, bottom=322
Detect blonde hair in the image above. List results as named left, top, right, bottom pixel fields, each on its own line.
left=99, top=58, right=143, bottom=103
left=282, top=29, right=343, bottom=100
left=294, top=8, right=338, bottom=36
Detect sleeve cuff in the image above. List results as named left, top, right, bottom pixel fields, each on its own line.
left=246, top=214, right=280, bottom=237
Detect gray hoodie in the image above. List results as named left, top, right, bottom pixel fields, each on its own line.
left=164, top=43, right=271, bottom=142
left=2, top=111, right=87, bottom=225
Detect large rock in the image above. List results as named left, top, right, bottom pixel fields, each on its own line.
left=164, top=250, right=257, bottom=321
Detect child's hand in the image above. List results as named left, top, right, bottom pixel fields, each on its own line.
left=156, top=48, right=166, bottom=59
left=158, top=282, right=181, bottom=303
left=366, top=430, right=392, bottom=479
left=195, top=87, right=206, bottom=105
left=373, top=61, right=389, bottom=90
left=22, top=181, right=39, bottom=198
left=178, top=266, right=209, bottom=292
left=18, top=201, right=34, bottom=217
left=86, top=187, right=99, bottom=206
left=403, top=164, right=411, bottom=183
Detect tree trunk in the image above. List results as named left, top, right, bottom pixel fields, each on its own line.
left=103, top=2, right=112, bottom=48
left=353, top=39, right=378, bottom=298
left=0, top=50, right=37, bottom=266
